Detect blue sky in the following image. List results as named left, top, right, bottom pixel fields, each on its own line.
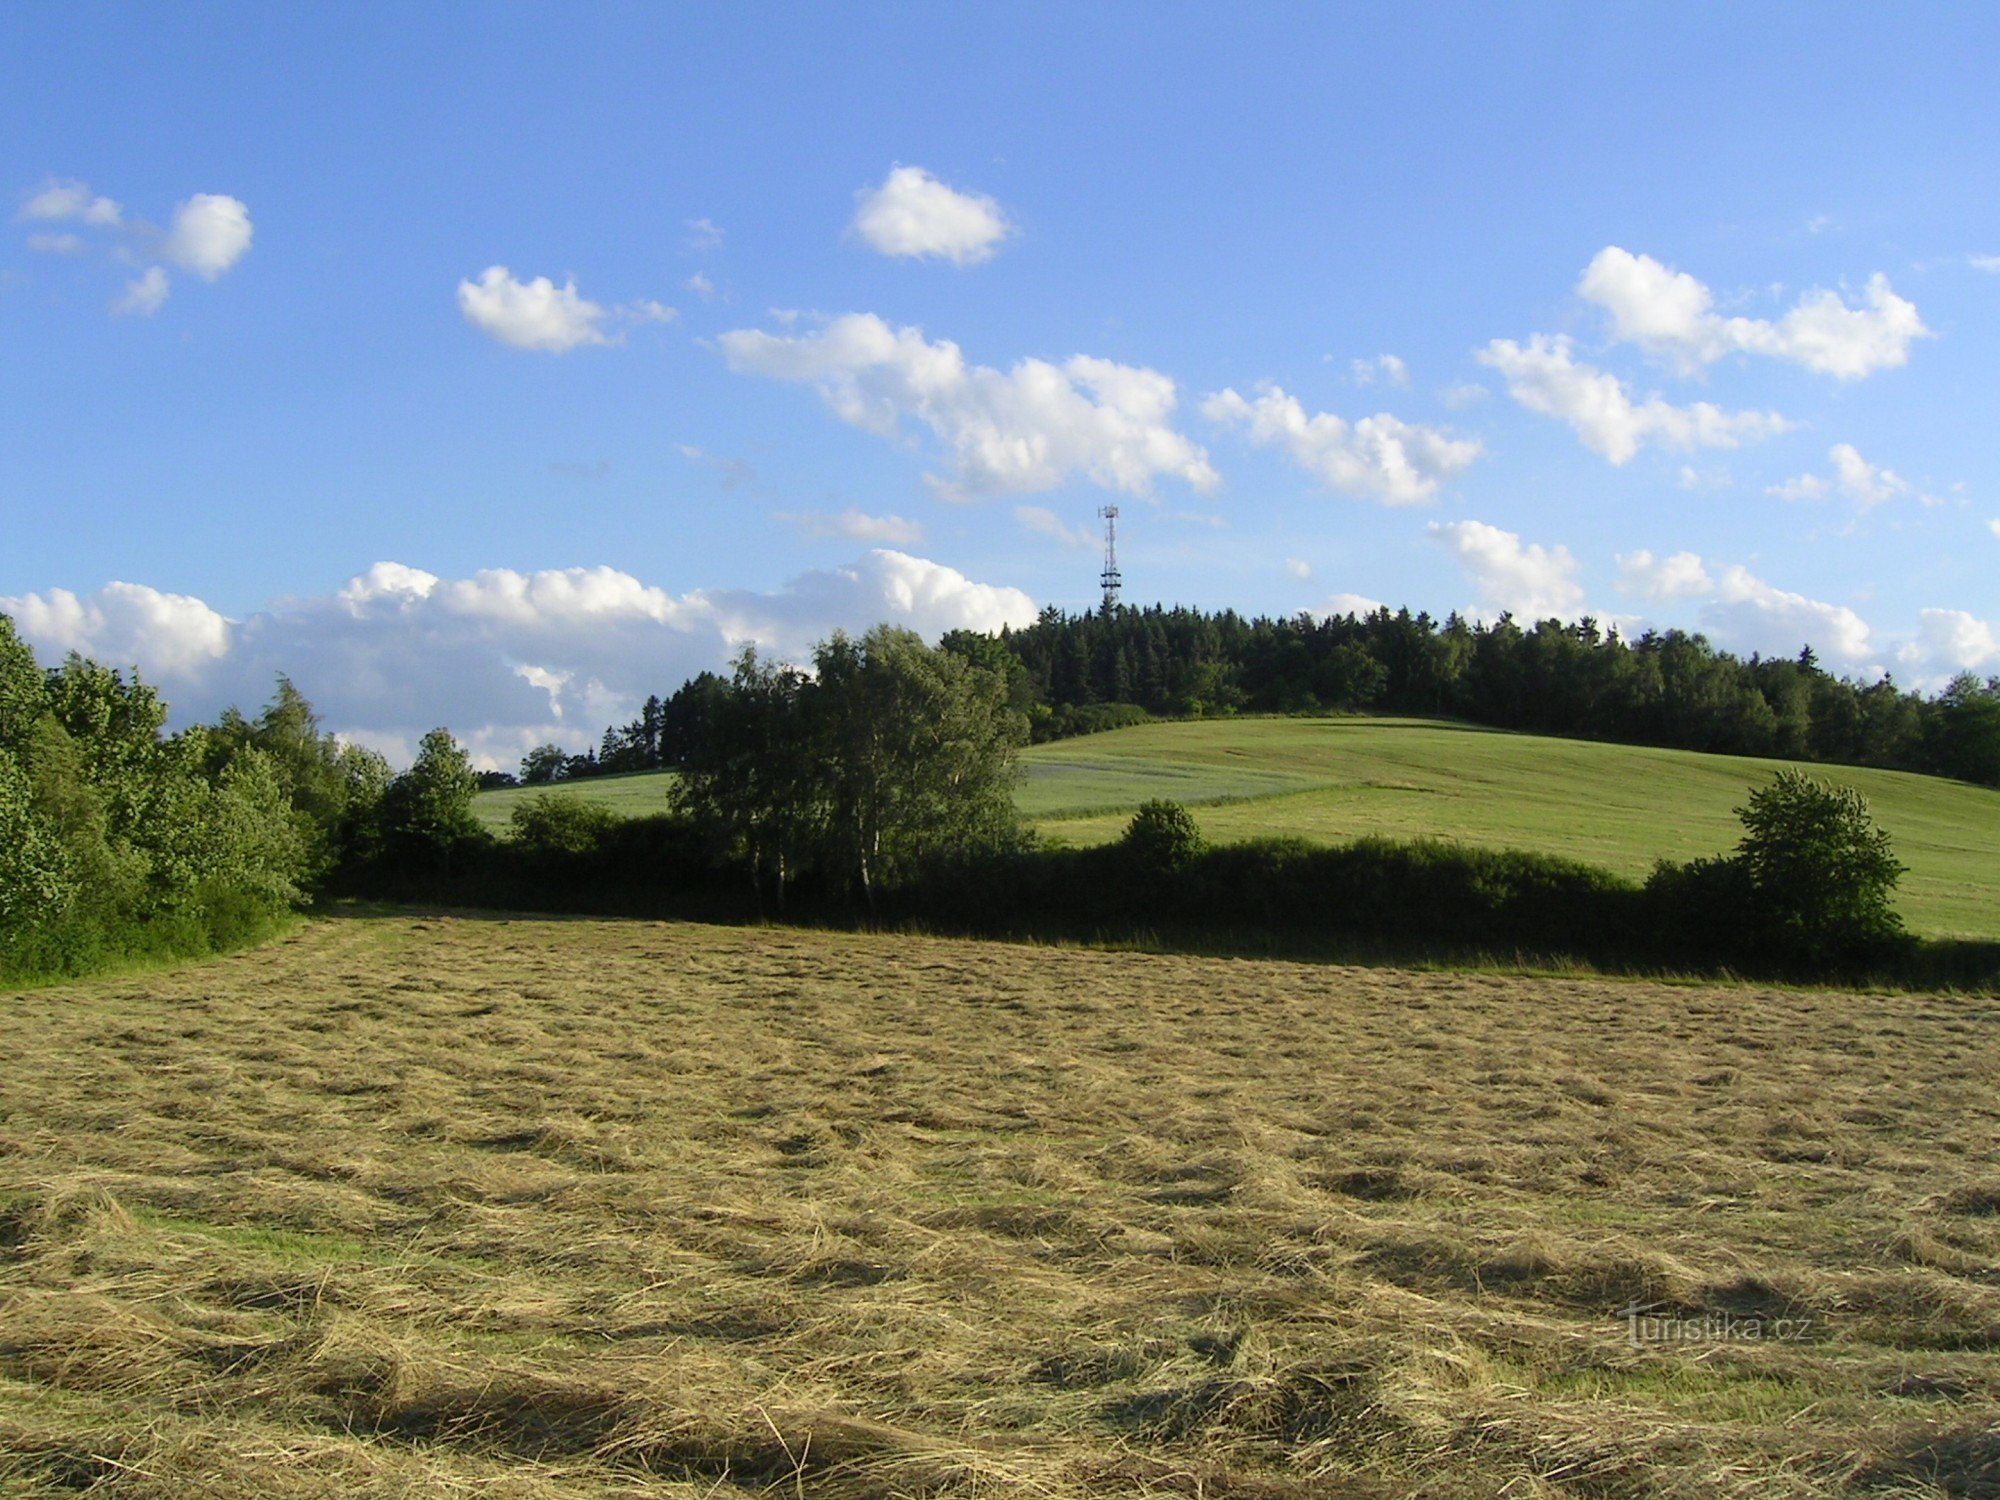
left=3, top=3, right=1997, bottom=764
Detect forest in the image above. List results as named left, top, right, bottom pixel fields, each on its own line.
left=540, top=605, right=2000, bottom=790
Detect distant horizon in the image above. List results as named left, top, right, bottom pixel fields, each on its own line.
left=4, top=3, right=1995, bottom=767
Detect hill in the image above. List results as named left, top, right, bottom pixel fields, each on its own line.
left=474, top=716, right=2000, bottom=939
left=5, top=915, right=1997, bottom=1497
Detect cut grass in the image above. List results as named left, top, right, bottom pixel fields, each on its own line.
left=5, top=913, right=2000, bottom=1495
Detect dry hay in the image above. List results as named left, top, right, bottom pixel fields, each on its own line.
left=4, top=913, right=2000, bottom=1496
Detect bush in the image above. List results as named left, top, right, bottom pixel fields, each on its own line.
left=509, top=792, right=618, bottom=856
left=1120, top=800, right=1206, bottom=874
left=1733, top=769, right=1909, bottom=969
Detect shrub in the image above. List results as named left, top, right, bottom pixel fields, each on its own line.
left=1120, top=800, right=1207, bottom=875
left=509, top=792, right=618, bottom=856
left=1733, top=769, right=1909, bottom=969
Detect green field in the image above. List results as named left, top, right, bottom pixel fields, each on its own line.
left=475, top=717, right=2000, bottom=939
left=474, top=768, right=679, bottom=831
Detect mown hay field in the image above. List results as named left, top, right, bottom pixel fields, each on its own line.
left=473, top=718, right=2000, bottom=938
left=5, top=915, right=2000, bottom=1497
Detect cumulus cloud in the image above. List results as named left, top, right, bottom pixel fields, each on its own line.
left=1426, top=520, right=1584, bottom=621
left=1577, top=247, right=1928, bottom=379
left=162, top=193, right=253, bottom=279
left=850, top=165, right=1011, bottom=266
left=26, top=232, right=84, bottom=255
left=778, top=508, right=926, bottom=545
left=112, top=266, right=170, bottom=318
left=685, top=272, right=718, bottom=302
left=19, top=178, right=122, bottom=226
left=1766, top=443, right=1918, bottom=510
left=2, top=554, right=1036, bottom=768
left=1989, top=518, right=2000, bottom=540
left=1286, top=558, right=1313, bottom=581
left=1606, top=547, right=1875, bottom=666
left=1477, top=335, right=1792, bottom=464
left=1707, top=564, right=1874, bottom=664
left=1902, top=610, right=2000, bottom=681
left=0, top=580, right=230, bottom=676
left=1202, top=384, right=1479, bottom=505
left=458, top=267, right=611, bottom=352
left=685, top=217, right=724, bottom=251
left=718, top=312, right=1216, bottom=499
left=1614, top=548, right=1713, bottom=602
left=1014, top=505, right=1094, bottom=549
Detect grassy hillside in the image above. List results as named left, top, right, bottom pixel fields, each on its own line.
left=1023, top=718, right=2000, bottom=940
left=473, top=769, right=677, bottom=832
left=4, top=915, right=1998, bottom=1497
left=476, top=717, right=2000, bottom=939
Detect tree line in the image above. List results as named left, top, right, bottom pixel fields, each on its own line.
left=520, top=605, right=2000, bottom=791
left=2, top=615, right=519, bottom=982
left=5, top=605, right=1990, bottom=990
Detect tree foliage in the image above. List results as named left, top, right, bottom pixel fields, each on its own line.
left=0, top=619, right=370, bottom=980
left=380, top=728, right=480, bottom=868
left=668, top=627, right=1026, bottom=910
left=1733, top=769, right=1907, bottom=968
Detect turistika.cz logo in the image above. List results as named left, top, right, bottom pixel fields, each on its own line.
left=1614, top=1300, right=1815, bottom=1347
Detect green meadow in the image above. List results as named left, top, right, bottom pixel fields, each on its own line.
left=475, top=716, right=2000, bottom=940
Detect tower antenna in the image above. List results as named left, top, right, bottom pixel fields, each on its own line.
left=1098, top=504, right=1121, bottom=614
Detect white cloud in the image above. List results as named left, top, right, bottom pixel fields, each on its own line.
left=1676, top=465, right=1731, bottom=491
left=1972, top=255, right=2000, bottom=274
left=625, top=299, right=678, bottom=325
left=1708, top=564, right=1874, bottom=664
left=1988, top=518, right=2000, bottom=540
left=1605, top=549, right=1880, bottom=668
left=1829, top=443, right=1913, bottom=510
left=1427, top=520, right=1584, bottom=621
left=112, top=266, right=170, bottom=317
left=1322, top=592, right=1386, bottom=618
left=19, top=178, right=122, bottom=226
left=718, top=312, right=1216, bottom=499
left=850, top=165, right=1012, bottom=266
left=685, top=272, right=718, bottom=302
left=1766, top=442, right=1917, bottom=510
left=1766, top=472, right=1831, bottom=503
left=685, top=217, right=724, bottom=250
left=3, top=553, right=1036, bottom=769
left=1577, top=246, right=1928, bottom=379
left=26, top=232, right=84, bottom=255
left=458, top=266, right=610, bottom=352
left=1349, top=354, right=1409, bottom=388
left=1441, top=381, right=1489, bottom=409
left=1202, top=384, right=1478, bottom=505
left=1014, top=506, right=1094, bottom=549
left=162, top=193, right=253, bottom=280
left=1901, top=610, right=2000, bottom=683
left=0, top=581, right=230, bottom=676
left=1477, top=334, right=1792, bottom=464
left=1286, top=558, right=1313, bottom=581
left=1614, top=548, right=1713, bottom=602
left=779, top=508, right=926, bottom=545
